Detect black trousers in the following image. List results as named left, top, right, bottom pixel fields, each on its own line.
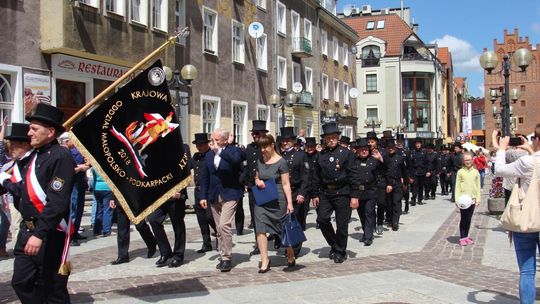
left=403, top=183, right=410, bottom=212
left=316, top=193, right=351, bottom=255
left=428, top=174, right=438, bottom=197
left=450, top=172, right=457, bottom=202
left=439, top=173, right=449, bottom=194
left=194, top=197, right=216, bottom=247
left=235, top=198, right=244, bottom=234
left=148, top=198, right=186, bottom=261
left=357, top=197, right=376, bottom=241
left=411, top=175, right=426, bottom=203
left=459, top=204, right=475, bottom=238
left=116, top=205, right=157, bottom=260
left=12, top=229, right=70, bottom=304
left=386, top=185, right=403, bottom=226
left=293, top=196, right=309, bottom=231
left=374, top=187, right=387, bottom=225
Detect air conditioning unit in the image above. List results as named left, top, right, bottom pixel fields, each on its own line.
left=362, top=5, right=372, bottom=14
left=381, top=8, right=390, bottom=15
left=351, top=7, right=360, bottom=15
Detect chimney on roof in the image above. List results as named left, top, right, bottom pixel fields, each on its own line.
left=412, top=23, right=418, bottom=34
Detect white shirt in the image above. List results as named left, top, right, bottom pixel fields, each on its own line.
left=214, top=148, right=223, bottom=169
left=495, top=150, right=540, bottom=193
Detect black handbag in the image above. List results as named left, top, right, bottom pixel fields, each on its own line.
left=281, top=213, right=307, bottom=247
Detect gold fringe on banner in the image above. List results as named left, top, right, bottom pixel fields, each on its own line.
left=69, top=133, right=192, bottom=225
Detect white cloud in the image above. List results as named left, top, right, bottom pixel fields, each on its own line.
left=532, top=23, right=540, bottom=34
left=478, top=83, right=485, bottom=98
left=431, top=35, right=482, bottom=72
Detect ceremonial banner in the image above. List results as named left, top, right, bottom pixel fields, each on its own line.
left=70, top=60, right=191, bottom=224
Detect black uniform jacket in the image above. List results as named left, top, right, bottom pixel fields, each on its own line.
left=281, top=148, right=309, bottom=198
left=312, top=146, right=360, bottom=198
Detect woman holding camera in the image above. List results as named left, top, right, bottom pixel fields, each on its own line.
left=493, top=125, right=540, bottom=304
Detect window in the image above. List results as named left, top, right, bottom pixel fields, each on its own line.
left=232, top=21, right=245, bottom=64
left=106, top=0, right=125, bottom=15
left=152, top=0, right=167, bottom=31
left=521, top=100, right=526, bottom=107
left=232, top=101, right=247, bottom=147
left=321, top=30, right=328, bottom=56
left=343, top=43, right=349, bottom=66
left=366, top=21, right=375, bottom=30
left=362, top=45, right=381, bottom=58
left=402, top=73, right=432, bottom=132
left=333, top=36, right=339, bottom=61
left=257, top=106, right=270, bottom=124
left=256, top=33, right=268, bottom=71
left=305, top=67, right=313, bottom=93
left=366, top=74, right=377, bottom=92
left=293, top=117, right=301, bottom=136
left=256, top=0, right=266, bottom=9
left=304, top=19, right=312, bottom=42
left=322, top=74, right=329, bottom=100
left=278, top=112, right=284, bottom=128
left=277, top=1, right=286, bottom=35
left=0, top=74, right=14, bottom=121
left=292, top=62, right=301, bottom=88
left=343, top=83, right=349, bottom=105
left=278, top=56, right=287, bottom=90
left=203, top=7, right=218, bottom=54
left=131, top=0, right=148, bottom=25
left=175, top=0, right=186, bottom=44
left=376, top=20, right=385, bottom=29
left=201, top=96, right=220, bottom=133
left=366, top=107, right=378, bottom=120
left=333, top=79, right=339, bottom=102
left=291, top=11, right=300, bottom=39
left=306, top=119, right=313, bottom=137
left=520, top=85, right=526, bottom=92
left=518, top=117, right=524, bottom=124
left=81, top=0, right=99, bottom=8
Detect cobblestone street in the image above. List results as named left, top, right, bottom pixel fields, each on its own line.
left=0, top=181, right=533, bottom=303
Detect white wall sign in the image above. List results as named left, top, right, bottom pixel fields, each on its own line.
left=51, top=54, right=131, bottom=81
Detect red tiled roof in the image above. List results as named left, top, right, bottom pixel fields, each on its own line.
left=455, top=77, right=464, bottom=90
left=343, top=14, right=414, bottom=56
left=438, top=47, right=449, bottom=64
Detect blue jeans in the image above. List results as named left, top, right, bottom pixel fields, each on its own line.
left=93, top=190, right=113, bottom=235
left=0, top=207, right=9, bottom=249
left=513, top=231, right=540, bottom=303
left=70, top=179, right=86, bottom=235
left=478, top=169, right=485, bottom=189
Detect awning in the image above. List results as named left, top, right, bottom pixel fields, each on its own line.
left=471, top=130, right=485, bottom=136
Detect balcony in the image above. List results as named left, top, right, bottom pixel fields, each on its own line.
left=402, top=52, right=431, bottom=61
left=361, top=56, right=380, bottom=67
left=292, top=37, right=313, bottom=58
left=297, top=91, right=313, bottom=107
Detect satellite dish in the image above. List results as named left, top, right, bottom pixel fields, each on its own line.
left=292, top=82, right=303, bottom=93
left=349, top=88, right=359, bottom=98
left=248, top=22, right=264, bottom=39
left=343, top=5, right=353, bottom=17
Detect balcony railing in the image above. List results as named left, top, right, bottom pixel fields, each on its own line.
left=362, top=57, right=380, bottom=67
left=297, top=91, right=313, bottom=107
left=291, top=37, right=313, bottom=58
left=402, top=52, right=431, bottom=61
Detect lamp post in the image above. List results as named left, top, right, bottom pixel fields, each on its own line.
left=364, top=118, right=382, bottom=133
left=269, top=93, right=297, bottom=131
left=479, top=48, right=532, bottom=136
left=163, top=64, right=198, bottom=118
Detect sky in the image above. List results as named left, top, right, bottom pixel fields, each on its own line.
left=337, top=0, right=540, bottom=97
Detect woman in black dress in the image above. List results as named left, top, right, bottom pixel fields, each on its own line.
left=253, top=134, right=294, bottom=273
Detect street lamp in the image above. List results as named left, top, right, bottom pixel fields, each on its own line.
left=479, top=48, right=532, bottom=136
left=364, top=118, right=383, bottom=133
left=269, top=93, right=297, bottom=130
left=163, top=64, right=198, bottom=117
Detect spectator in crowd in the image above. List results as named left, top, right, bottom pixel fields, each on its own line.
left=473, top=150, right=488, bottom=188
left=493, top=126, right=540, bottom=304
left=91, top=168, right=113, bottom=237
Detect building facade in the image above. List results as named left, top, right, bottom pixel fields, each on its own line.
left=342, top=11, right=445, bottom=144
left=484, top=28, right=540, bottom=148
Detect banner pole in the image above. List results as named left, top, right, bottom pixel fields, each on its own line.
left=63, top=28, right=189, bottom=130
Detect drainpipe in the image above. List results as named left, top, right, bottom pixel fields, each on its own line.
left=316, top=7, right=321, bottom=136
left=273, top=0, right=279, bottom=131
left=433, top=51, right=439, bottom=144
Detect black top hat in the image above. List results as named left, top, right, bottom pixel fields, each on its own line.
left=396, top=133, right=405, bottom=140
left=385, top=140, right=396, bottom=148
left=425, top=143, right=435, bottom=149
left=339, top=136, right=351, bottom=144
left=382, top=130, right=393, bottom=139
left=354, top=138, right=369, bottom=148
left=453, top=142, right=463, bottom=149
left=280, top=127, right=296, bottom=139
left=5, top=123, right=30, bottom=142
left=250, top=120, right=268, bottom=132
left=413, top=137, right=423, bottom=143
left=320, top=123, right=340, bottom=137
left=305, top=137, right=316, bottom=146
left=25, top=103, right=65, bottom=132
left=192, top=133, right=210, bottom=144
left=441, top=145, right=449, bottom=150
left=366, top=131, right=378, bottom=140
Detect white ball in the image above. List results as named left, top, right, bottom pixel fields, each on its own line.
left=457, top=194, right=473, bottom=209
